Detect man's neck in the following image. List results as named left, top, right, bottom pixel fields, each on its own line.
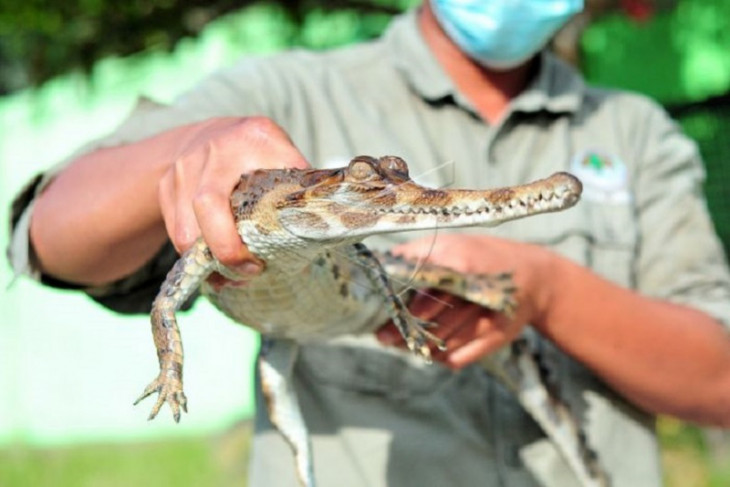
left=418, top=3, right=536, bottom=124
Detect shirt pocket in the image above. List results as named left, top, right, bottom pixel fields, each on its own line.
left=498, top=197, right=639, bottom=288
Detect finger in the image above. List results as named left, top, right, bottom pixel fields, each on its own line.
left=424, top=304, right=486, bottom=359
left=415, top=294, right=480, bottom=343
left=443, top=336, right=504, bottom=370
left=206, top=272, right=254, bottom=292
left=172, top=154, right=206, bottom=252
left=435, top=305, right=488, bottom=342
left=409, top=290, right=459, bottom=321
left=194, top=183, right=257, bottom=270
left=158, top=169, right=178, bottom=251
left=440, top=316, right=511, bottom=369
left=375, top=321, right=403, bottom=346
left=192, top=140, right=261, bottom=271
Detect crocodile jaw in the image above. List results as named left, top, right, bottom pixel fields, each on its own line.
left=279, top=172, right=582, bottom=241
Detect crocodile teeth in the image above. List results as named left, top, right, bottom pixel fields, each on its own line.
left=375, top=190, right=568, bottom=217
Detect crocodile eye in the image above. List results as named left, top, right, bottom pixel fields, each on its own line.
left=380, top=156, right=409, bottom=178
left=347, top=159, right=376, bottom=181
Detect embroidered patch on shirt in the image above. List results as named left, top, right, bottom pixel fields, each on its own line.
left=570, top=150, right=632, bottom=204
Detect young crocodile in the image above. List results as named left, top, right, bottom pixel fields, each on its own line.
left=135, top=155, right=608, bottom=487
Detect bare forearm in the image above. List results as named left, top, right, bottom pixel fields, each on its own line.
left=30, top=119, right=226, bottom=285
left=538, top=256, right=730, bottom=426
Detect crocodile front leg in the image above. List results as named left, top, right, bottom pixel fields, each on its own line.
left=352, top=243, right=446, bottom=361
left=377, top=251, right=518, bottom=316
left=135, top=238, right=216, bottom=422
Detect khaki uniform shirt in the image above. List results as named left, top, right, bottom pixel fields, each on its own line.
left=9, top=9, right=730, bottom=487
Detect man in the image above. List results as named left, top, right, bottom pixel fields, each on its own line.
left=9, top=0, right=730, bottom=486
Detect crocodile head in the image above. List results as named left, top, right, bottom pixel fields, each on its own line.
left=232, top=155, right=581, bottom=245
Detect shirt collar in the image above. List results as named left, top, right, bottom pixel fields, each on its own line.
left=384, top=9, right=455, bottom=102
left=511, top=51, right=586, bottom=115
left=384, top=10, right=585, bottom=115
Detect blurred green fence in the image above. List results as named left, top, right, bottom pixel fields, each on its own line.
left=668, top=94, right=730, bottom=254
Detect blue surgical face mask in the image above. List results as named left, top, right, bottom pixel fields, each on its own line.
left=431, top=0, right=584, bottom=70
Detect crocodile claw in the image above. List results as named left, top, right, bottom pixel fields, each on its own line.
left=403, top=319, right=447, bottom=363
left=134, top=373, right=188, bottom=422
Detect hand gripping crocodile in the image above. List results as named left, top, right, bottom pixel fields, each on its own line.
left=135, top=155, right=609, bottom=487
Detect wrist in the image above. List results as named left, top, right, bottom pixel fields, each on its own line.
left=524, top=245, right=563, bottom=334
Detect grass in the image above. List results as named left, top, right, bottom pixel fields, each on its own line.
left=0, top=422, right=251, bottom=487
left=0, top=420, right=728, bottom=486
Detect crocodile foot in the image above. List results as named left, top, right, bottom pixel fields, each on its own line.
left=464, top=272, right=518, bottom=317
left=134, top=371, right=188, bottom=422
left=403, top=316, right=447, bottom=362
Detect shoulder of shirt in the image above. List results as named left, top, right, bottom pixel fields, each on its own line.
left=215, top=37, right=392, bottom=89
left=580, top=82, right=672, bottom=124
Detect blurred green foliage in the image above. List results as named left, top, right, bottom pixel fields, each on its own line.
left=582, top=0, right=730, bottom=103
left=659, top=419, right=730, bottom=487
left=0, top=0, right=411, bottom=94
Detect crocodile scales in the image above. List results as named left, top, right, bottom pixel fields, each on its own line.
left=135, top=155, right=609, bottom=487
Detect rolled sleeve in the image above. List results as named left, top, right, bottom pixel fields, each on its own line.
left=7, top=58, right=273, bottom=313
left=634, top=99, right=730, bottom=327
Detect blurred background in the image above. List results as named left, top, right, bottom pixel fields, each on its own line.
left=1, top=0, right=729, bottom=485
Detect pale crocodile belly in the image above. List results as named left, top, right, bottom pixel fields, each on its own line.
left=201, top=268, right=383, bottom=341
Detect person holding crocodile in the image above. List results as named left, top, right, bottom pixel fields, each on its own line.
left=8, top=0, right=730, bottom=486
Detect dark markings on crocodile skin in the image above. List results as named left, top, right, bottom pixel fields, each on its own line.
left=234, top=169, right=304, bottom=215
left=412, top=188, right=452, bottom=206
left=331, top=264, right=340, bottom=280
left=255, top=222, right=270, bottom=236
left=163, top=360, right=183, bottom=376
left=278, top=190, right=308, bottom=208
left=340, top=211, right=380, bottom=229
left=339, top=282, right=349, bottom=298
left=369, top=192, right=397, bottom=208
left=488, top=188, right=516, bottom=205
left=292, top=211, right=330, bottom=231
left=310, top=183, right=339, bottom=199
left=230, top=191, right=248, bottom=211
left=438, top=276, right=455, bottom=286
left=396, top=214, right=417, bottom=225
left=300, top=168, right=342, bottom=188
left=325, top=201, right=345, bottom=215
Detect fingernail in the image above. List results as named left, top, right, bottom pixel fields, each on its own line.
left=235, top=262, right=263, bottom=276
